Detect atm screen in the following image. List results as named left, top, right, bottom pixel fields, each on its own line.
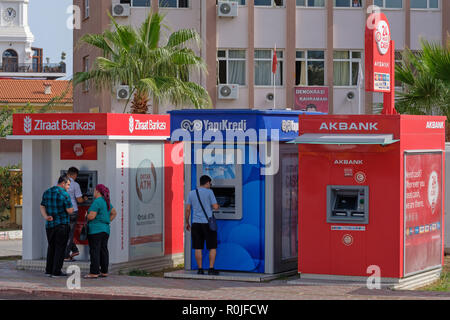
left=212, top=187, right=235, bottom=209
left=335, top=195, right=357, bottom=210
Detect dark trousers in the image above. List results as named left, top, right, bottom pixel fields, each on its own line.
left=45, top=224, right=70, bottom=275
left=65, top=211, right=79, bottom=258
left=88, top=232, right=109, bottom=274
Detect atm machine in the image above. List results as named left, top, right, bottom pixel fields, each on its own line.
left=170, top=109, right=321, bottom=274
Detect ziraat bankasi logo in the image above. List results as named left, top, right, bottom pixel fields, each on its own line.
left=24, top=116, right=96, bottom=133
left=129, top=116, right=166, bottom=133
left=24, top=116, right=32, bottom=133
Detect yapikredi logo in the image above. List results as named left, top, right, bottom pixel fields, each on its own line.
left=170, top=119, right=294, bottom=176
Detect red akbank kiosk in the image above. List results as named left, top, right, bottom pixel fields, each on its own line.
left=292, top=12, right=446, bottom=286
left=8, top=113, right=184, bottom=273
left=294, top=115, right=445, bottom=283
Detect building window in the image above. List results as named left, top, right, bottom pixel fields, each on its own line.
left=255, top=49, right=283, bottom=86
left=83, top=56, right=89, bottom=92
left=254, top=0, right=284, bottom=7
left=295, top=50, right=325, bottom=86
left=410, top=0, right=438, bottom=9
left=159, top=0, right=189, bottom=8
left=84, top=0, right=89, bottom=18
left=131, top=0, right=150, bottom=7
left=217, top=50, right=246, bottom=86
left=217, top=0, right=246, bottom=4
left=334, top=0, right=363, bottom=7
left=296, top=0, right=325, bottom=7
left=333, top=50, right=362, bottom=87
left=373, top=0, right=402, bottom=8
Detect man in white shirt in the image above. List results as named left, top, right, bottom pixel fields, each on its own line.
left=64, top=167, right=88, bottom=261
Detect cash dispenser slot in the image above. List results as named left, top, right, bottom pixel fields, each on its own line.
left=327, top=186, right=369, bottom=224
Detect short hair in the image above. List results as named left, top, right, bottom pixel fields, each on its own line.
left=67, top=167, right=79, bottom=175
left=199, top=175, right=212, bottom=186
left=306, top=104, right=317, bottom=111
left=58, top=174, right=70, bottom=185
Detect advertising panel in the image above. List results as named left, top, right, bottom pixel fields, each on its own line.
left=404, top=152, right=443, bottom=276
left=365, top=13, right=392, bottom=93
left=129, top=143, right=164, bottom=260
left=294, top=87, right=329, bottom=114
left=60, top=140, right=97, bottom=160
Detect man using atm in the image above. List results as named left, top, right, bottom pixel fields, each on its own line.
left=185, top=175, right=220, bottom=276
left=64, top=167, right=89, bottom=262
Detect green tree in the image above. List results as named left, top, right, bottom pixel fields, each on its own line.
left=395, top=38, right=450, bottom=119
left=73, top=11, right=211, bottom=114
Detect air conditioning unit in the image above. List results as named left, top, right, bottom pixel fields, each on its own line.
left=117, top=85, right=130, bottom=100
left=112, top=3, right=130, bottom=17
left=218, top=84, right=239, bottom=100
left=218, top=1, right=238, bottom=18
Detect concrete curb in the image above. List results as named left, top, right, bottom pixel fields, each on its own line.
left=0, top=286, right=180, bottom=300
left=0, top=230, right=22, bottom=241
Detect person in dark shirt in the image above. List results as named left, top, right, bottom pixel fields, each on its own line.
left=40, top=175, right=74, bottom=277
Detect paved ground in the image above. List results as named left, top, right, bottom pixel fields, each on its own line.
left=0, top=259, right=449, bottom=300
left=0, top=240, right=21, bottom=258
left=0, top=240, right=449, bottom=300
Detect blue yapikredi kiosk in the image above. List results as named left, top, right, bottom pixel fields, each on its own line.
left=170, top=109, right=318, bottom=274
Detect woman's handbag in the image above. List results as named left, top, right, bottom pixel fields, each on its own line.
left=79, top=217, right=89, bottom=241
left=196, top=189, right=217, bottom=232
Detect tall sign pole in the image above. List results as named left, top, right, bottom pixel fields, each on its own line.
left=365, top=12, right=397, bottom=115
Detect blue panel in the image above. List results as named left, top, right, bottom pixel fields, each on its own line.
left=190, top=145, right=265, bottom=273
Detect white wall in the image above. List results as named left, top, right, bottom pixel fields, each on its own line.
left=254, top=7, right=286, bottom=49
left=333, top=88, right=366, bottom=115
left=217, top=7, right=248, bottom=48
left=297, top=8, right=327, bottom=49
left=0, top=152, right=21, bottom=166
left=334, top=9, right=365, bottom=49
left=411, top=10, right=442, bottom=50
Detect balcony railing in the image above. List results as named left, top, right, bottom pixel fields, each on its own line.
left=0, top=63, right=66, bottom=73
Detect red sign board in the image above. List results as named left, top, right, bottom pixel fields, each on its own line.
left=404, top=152, right=443, bottom=276
left=365, top=12, right=392, bottom=93
left=294, top=87, right=329, bottom=113
left=60, top=140, right=97, bottom=160
left=12, top=113, right=170, bottom=138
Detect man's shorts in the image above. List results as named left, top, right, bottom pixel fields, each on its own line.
left=191, top=223, right=217, bottom=250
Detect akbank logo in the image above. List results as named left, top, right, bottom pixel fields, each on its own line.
left=24, top=116, right=32, bottom=134
left=129, top=116, right=134, bottom=133
left=181, top=119, right=203, bottom=132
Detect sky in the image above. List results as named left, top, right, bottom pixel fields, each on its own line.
left=28, top=0, right=73, bottom=80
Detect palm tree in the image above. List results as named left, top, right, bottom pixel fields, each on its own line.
left=395, top=37, right=450, bottom=120
left=74, top=11, right=211, bottom=114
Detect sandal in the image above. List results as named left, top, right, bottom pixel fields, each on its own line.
left=99, top=273, right=108, bottom=278
left=83, top=274, right=99, bottom=279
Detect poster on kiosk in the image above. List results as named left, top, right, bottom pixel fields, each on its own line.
left=291, top=11, right=446, bottom=285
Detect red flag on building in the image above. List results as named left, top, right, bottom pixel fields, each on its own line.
left=272, top=48, right=278, bottom=74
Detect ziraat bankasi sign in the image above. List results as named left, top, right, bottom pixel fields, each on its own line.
left=12, top=113, right=170, bottom=138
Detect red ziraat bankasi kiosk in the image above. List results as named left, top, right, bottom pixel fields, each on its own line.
left=290, top=12, right=446, bottom=289
left=7, top=113, right=184, bottom=272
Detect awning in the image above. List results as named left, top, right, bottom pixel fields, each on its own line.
left=288, top=134, right=399, bottom=145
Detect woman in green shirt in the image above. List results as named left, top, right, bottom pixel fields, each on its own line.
left=84, top=184, right=117, bottom=279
